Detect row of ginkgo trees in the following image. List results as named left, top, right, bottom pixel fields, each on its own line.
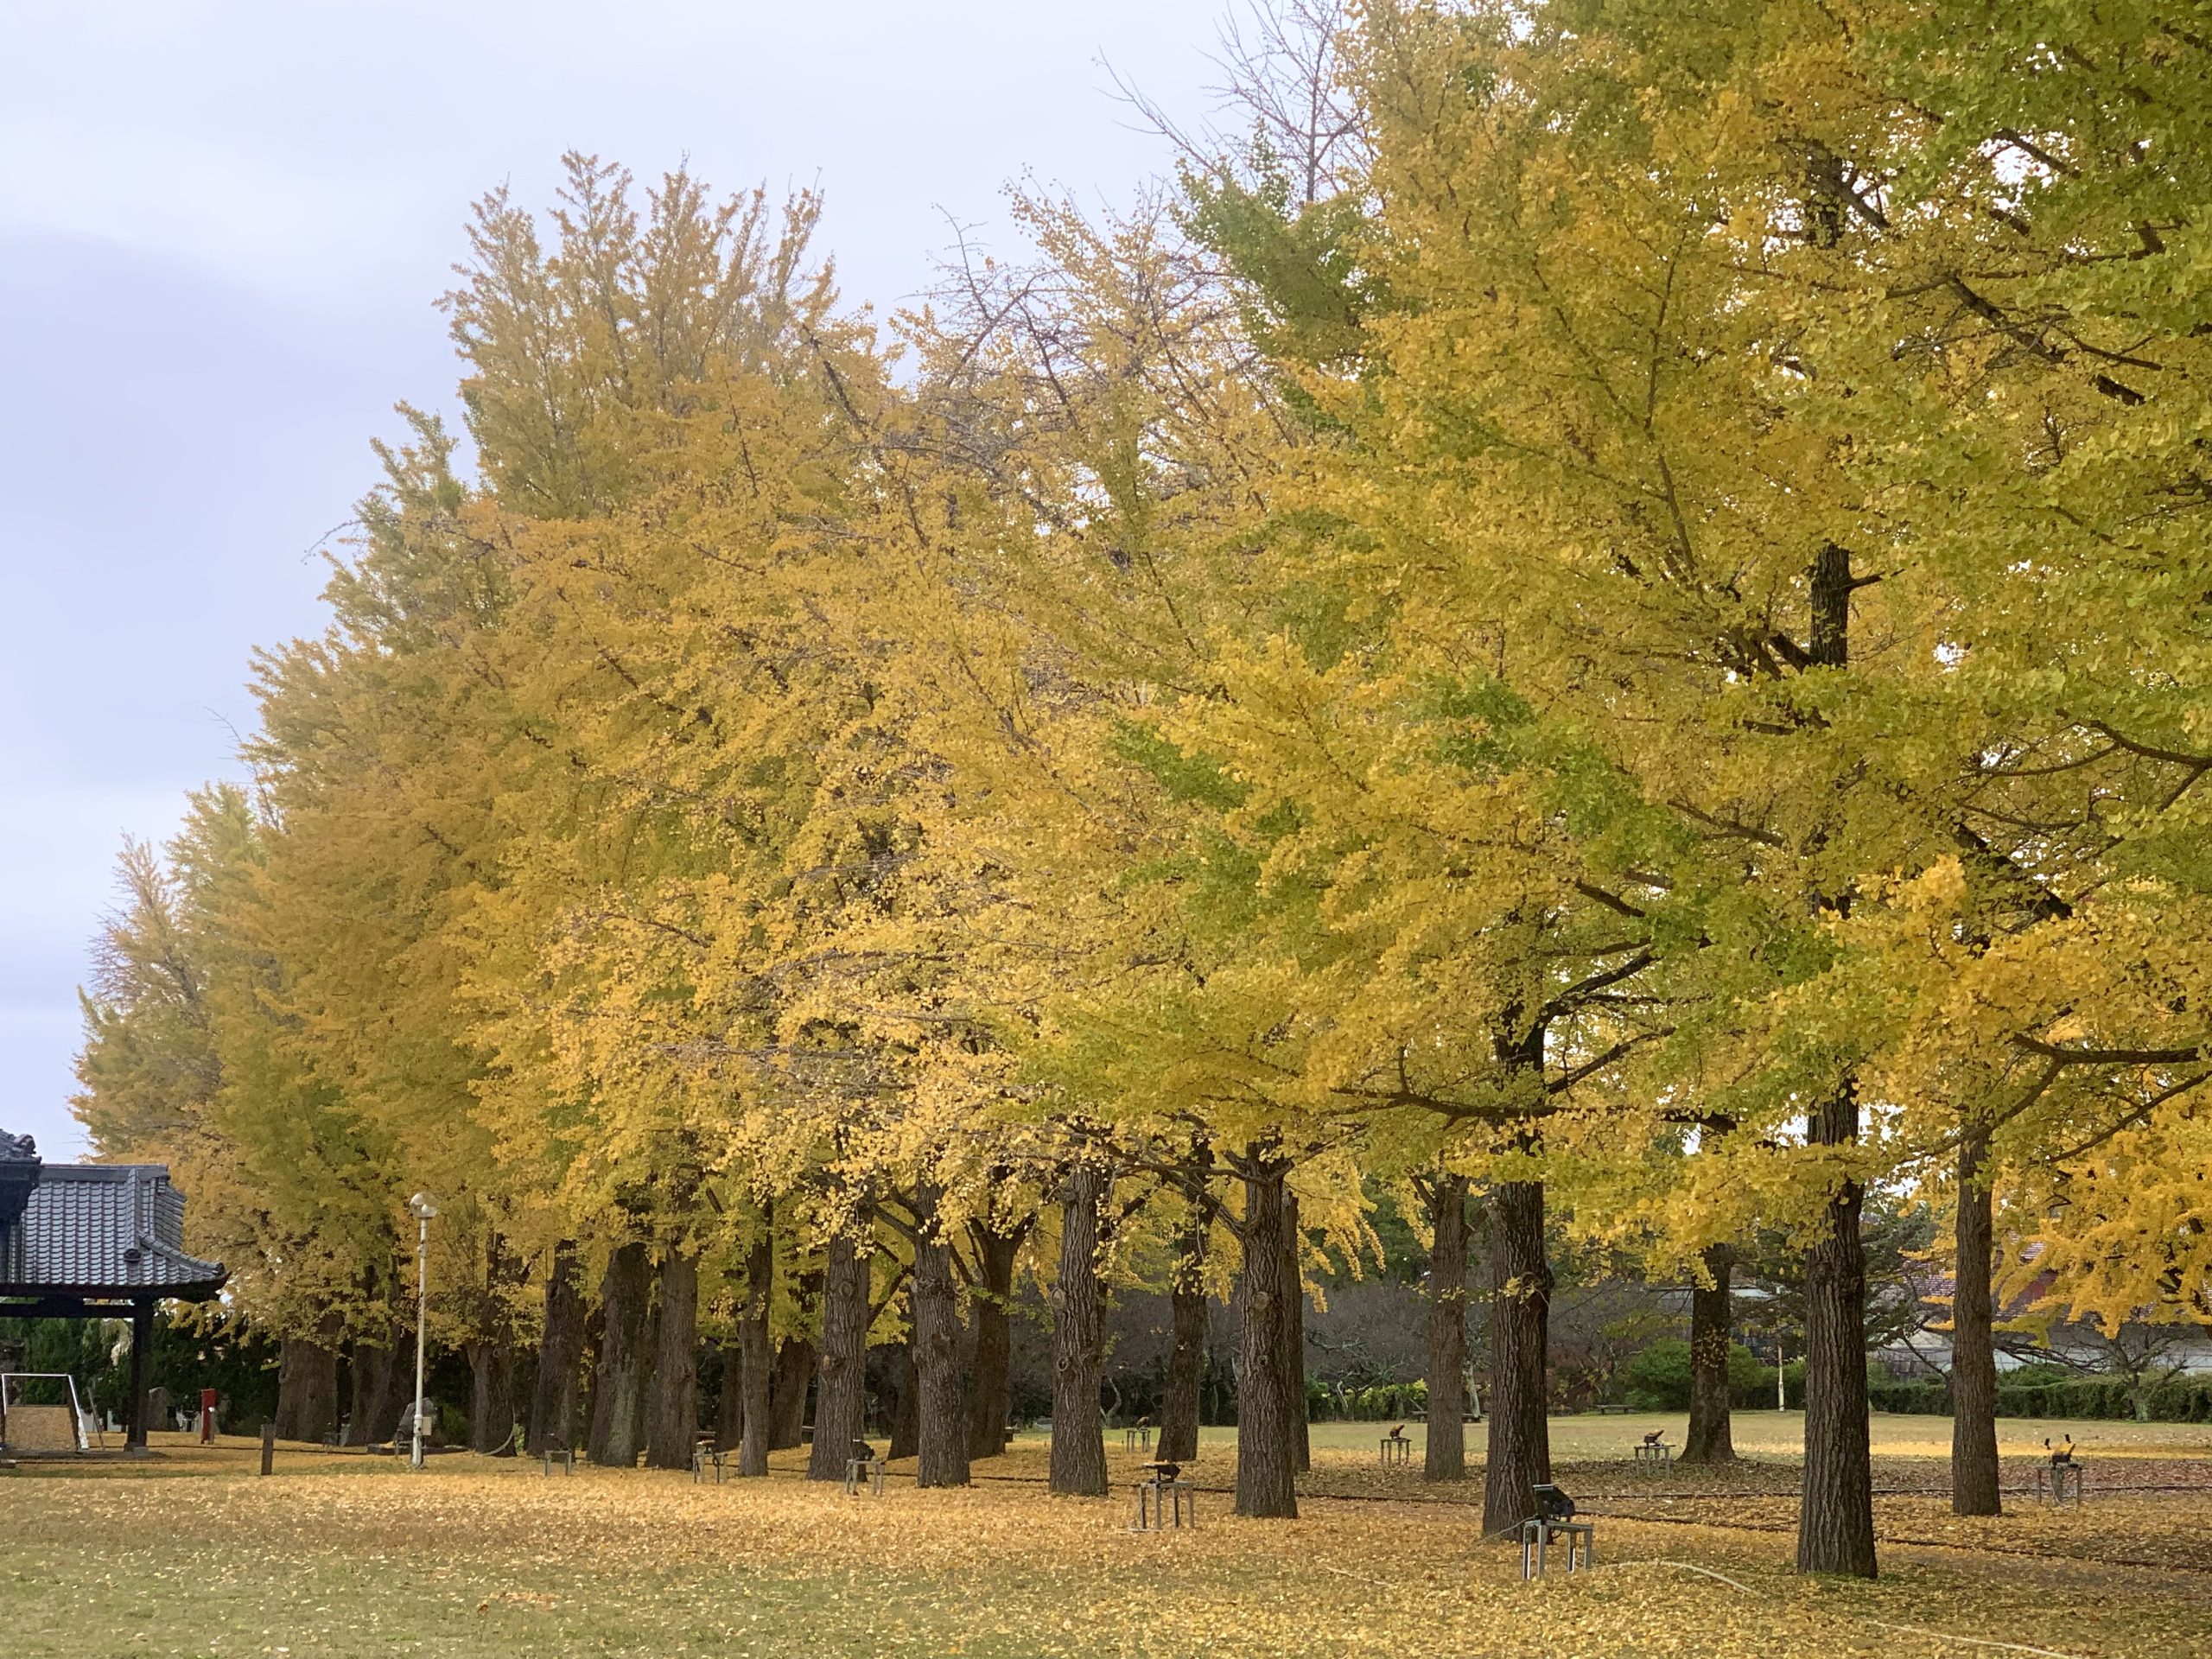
left=75, top=3, right=2212, bottom=1579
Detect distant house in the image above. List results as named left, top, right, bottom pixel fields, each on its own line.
left=0, top=1128, right=226, bottom=1451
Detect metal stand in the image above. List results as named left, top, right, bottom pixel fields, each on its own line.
left=1520, top=1519, right=1594, bottom=1579
left=1633, top=1440, right=1674, bottom=1468
left=692, top=1440, right=726, bottom=1484
left=844, top=1454, right=887, bottom=1496
left=2035, top=1463, right=2085, bottom=1504
left=1380, top=1433, right=1411, bottom=1466
left=542, top=1444, right=574, bottom=1476
left=1132, top=1474, right=1196, bottom=1530
left=1123, top=1423, right=1153, bottom=1453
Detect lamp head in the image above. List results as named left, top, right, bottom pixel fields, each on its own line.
left=408, top=1192, right=439, bottom=1219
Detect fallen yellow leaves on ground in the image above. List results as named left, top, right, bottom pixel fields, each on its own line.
left=3, top=1450, right=2208, bottom=1657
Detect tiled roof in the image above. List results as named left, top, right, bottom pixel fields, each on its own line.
left=0, top=1160, right=226, bottom=1300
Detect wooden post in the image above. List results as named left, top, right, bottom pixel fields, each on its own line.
left=260, top=1421, right=276, bottom=1476
left=125, top=1298, right=155, bottom=1452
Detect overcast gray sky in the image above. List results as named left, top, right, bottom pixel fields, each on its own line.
left=0, top=1, right=1225, bottom=1157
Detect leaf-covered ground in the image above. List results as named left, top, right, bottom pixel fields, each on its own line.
left=3, top=1427, right=2209, bottom=1657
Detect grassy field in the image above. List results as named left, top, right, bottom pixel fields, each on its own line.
left=3, top=1421, right=2208, bottom=1657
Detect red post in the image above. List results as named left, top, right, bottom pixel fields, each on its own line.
left=200, top=1389, right=219, bottom=1444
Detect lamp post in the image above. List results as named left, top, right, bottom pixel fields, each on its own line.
left=407, top=1192, right=438, bottom=1470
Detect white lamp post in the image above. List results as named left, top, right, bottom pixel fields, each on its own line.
left=407, top=1192, right=438, bottom=1470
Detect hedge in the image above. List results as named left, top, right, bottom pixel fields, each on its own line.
left=1867, top=1372, right=2212, bottom=1421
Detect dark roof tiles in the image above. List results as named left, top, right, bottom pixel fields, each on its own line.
left=0, top=1161, right=226, bottom=1300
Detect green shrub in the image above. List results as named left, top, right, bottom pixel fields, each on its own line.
left=1622, top=1338, right=1770, bottom=1411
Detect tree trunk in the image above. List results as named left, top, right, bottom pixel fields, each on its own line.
left=1159, top=1214, right=1208, bottom=1463
left=346, top=1334, right=403, bottom=1446
left=529, top=1242, right=586, bottom=1456
left=645, top=1249, right=699, bottom=1470
left=1682, top=1243, right=1738, bottom=1465
left=1952, top=1127, right=2001, bottom=1516
left=1800, top=1088, right=1878, bottom=1577
left=1425, top=1173, right=1471, bottom=1481
left=807, top=1225, right=872, bottom=1479
left=737, top=1225, right=773, bottom=1475
left=274, top=1322, right=340, bottom=1443
left=715, top=1343, right=743, bottom=1452
left=912, top=1193, right=971, bottom=1486
left=886, top=1343, right=919, bottom=1459
left=1480, top=1179, right=1553, bottom=1535
left=1234, top=1148, right=1298, bottom=1518
left=467, top=1339, right=516, bottom=1453
left=769, top=1334, right=814, bottom=1451
left=966, top=1219, right=1025, bottom=1460
left=1048, top=1160, right=1109, bottom=1496
left=1281, top=1186, right=1310, bottom=1473
left=588, top=1241, right=653, bottom=1468
left=524, top=1247, right=579, bottom=1451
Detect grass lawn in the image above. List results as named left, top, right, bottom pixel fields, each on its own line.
left=2, top=1422, right=2207, bottom=1657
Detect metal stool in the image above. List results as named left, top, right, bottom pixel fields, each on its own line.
left=541, top=1443, right=574, bottom=1476
left=1380, top=1429, right=1412, bottom=1466
left=1124, top=1421, right=1153, bottom=1453
left=1520, top=1518, right=1594, bottom=1578
left=2035, top=1462, right=2085, bottom=1504
left=692, top=1439, right=726, bottom=1484
left=1131, top=1465, right=1195, bottom=1531
left=1633, top=1439, right=1673, bottom=1468
left=843, top=1438, right=887, bottom=1496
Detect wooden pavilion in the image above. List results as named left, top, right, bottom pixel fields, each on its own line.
left=0, top=1128, right=226, bottom=1452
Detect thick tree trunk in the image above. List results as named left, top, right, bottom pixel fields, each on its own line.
left=912, top=1194, right=971, bottom=1487
left=529, top=1242, right=586, bottom=1456
left=769, top=1334, right=814, bottom=1450
left=715, top=1343, right=743, bottom=1452
left=588, top=1241, right=653, bottom=1468
left=1281, top=1187, right=1310, bottom=1473
left=1480, top=1179, right=1553, bottom=1535
left=1159, top=1214, right=1208, bottom=1463
left=467, top=1339, right=517, bottom=1453
left=737, top=1227, right=773, bottom=1474
left=807, top=1225, right=872, bottom=1479
left=629, top=1290, right=659, bottom=1462
left=1048, top=1160, right=1110, bottom=1496
left=1952, top=1128, right=2001, bottom=1516
left=886, top=1343, right=920, bottom=1459
left=1682, top=1243, right=1738, bottom=1465
left=967, top=1222, right=1021, bottom=1460
left=645, top=1249, right=699, bottom=1470
left=346, top=1334, right=403, bottom=1446
left=1425, top=1173, right=1471, bottom=1481
left=1234, top=1149, right=1298, bottom=1518
left=274, top=1322, right=341, bottom=1443
left=1800, top=1088, right=1878, bottom=1577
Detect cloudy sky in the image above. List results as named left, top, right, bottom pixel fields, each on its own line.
left=0, top=1, right=1227, bottom=1157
